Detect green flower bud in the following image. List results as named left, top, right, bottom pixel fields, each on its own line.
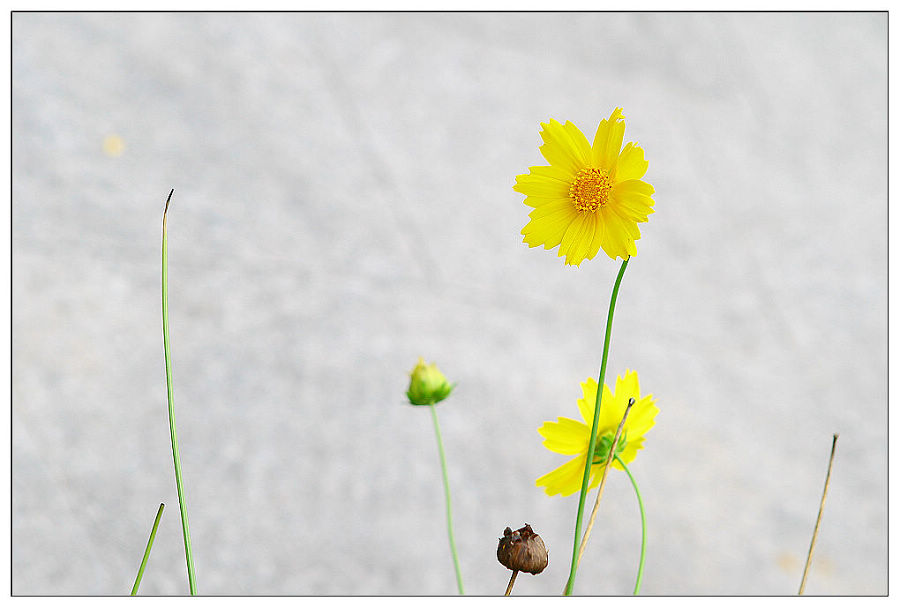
left=406, top=357, right=455, bottom=406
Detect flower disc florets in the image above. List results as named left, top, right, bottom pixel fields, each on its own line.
left=570, top=168, right=613, bottom=212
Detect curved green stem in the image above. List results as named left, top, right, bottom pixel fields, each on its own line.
left=131, top=503, right=165, bottom=595
left=162, top=190, right=197, bottom=595
left=429, top=404, right=464, bottom=594
left=564, top=257, right=629, bottom=595
left=615, top=456, right=646, bottom=595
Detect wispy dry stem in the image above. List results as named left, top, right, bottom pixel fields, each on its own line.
left=574, top=398, right=635, bottom=569
left=798, top=433, right=839, bottom=595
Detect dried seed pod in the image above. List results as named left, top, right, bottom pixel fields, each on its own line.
left=497, top=523, right=548, bottom=575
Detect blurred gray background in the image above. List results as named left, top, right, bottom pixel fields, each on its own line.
left=12, top=12, right=886, bottom=595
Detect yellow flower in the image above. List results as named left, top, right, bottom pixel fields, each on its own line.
left=536, top=370, right=658, bottom=497
left=514, top=108, right=655, bottom=265
left=406, top=357, right=455, bottom=406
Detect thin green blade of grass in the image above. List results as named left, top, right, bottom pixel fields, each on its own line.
left=131, top=503, right=165, bottom=595
left=162, top=189, right=198, bottom=595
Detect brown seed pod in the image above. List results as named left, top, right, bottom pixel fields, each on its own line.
left=497, top=523, right=548, bottom=575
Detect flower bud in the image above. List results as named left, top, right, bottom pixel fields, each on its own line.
left=406, top=357, right=455, bottom=406
left=497, top=523, right=548, bottom=574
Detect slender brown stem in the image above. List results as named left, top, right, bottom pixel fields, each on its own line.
left=504, top=570, right=519, bottom=596
left=799, top=434, right=839, bottom=595
left=575, top=398, right=634, bottom=569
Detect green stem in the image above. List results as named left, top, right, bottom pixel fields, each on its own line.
left=162, top=190, right=198, bottom=595
left=564, top=257, right=629, bottom=596
left=429, top=403, right=464, bottom=595
left=131, top=503, right=165, bottom=595
left=615, top=456, right=646, bottom=595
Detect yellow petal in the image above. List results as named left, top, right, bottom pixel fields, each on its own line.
left=536, top=453, right=590, bottom=497
left=566, top=213, right=598, bottom=266
left=538, top=417, right=589, bottom=455
left=514, top=171, right=572, bottom=201
left=615, top=142, right=649, bottom=181
left=539, top=119, right=592, bottom=177
left=563, top=121, right=593, bottom=161
left=595, top=382, right=621, bottom=429
left=587, top=213, right=607, bottom=261
left=610, top=179, right=655, bottom=222
left=581, top=213, right=605, bottom=261
left=602, top=371, right=639, bottom=428
left=624, top=396, right=659, bottom=437
left=597, top=206, right=636, bottom=260
left=527, top=198, right=576, bottom=220
left=576, top=378, right=599, bottom=424
left=576, top=378, right=620, bottom=438
left=608, top=205, right=642, bottom=242
left=520, top=195, right=568, bottom=209
left=531, top=164, right=574, bottom=181
left=521, top=204, right=578, bottom=250
left=615, top=369, right=640, bottom=399
left=558, top=213, right=595, bottom=266
left=591, top=108, right=626, bottom=172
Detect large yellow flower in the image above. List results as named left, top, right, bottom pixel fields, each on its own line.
left=515, top=109, right=655, bottom=265
left=536, top=370, right=658, bottom=497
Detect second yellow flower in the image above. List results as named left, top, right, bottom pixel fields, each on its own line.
left=536, top=370, right=658, bottom=497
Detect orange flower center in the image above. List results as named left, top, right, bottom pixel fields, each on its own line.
left=569, top=168, right=612, bottom=212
